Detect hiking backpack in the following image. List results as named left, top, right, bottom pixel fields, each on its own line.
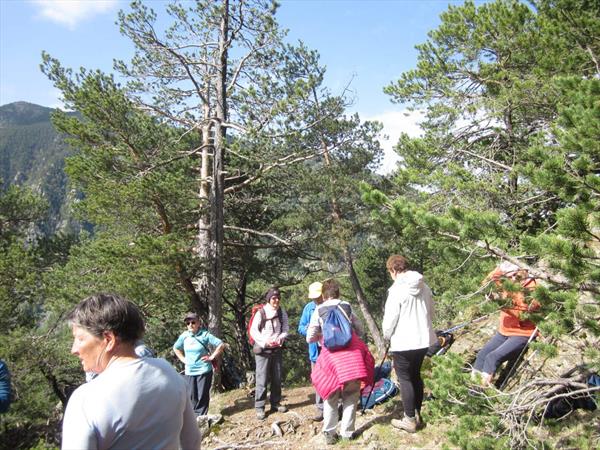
left=247, top=304, right=283, bottom=345
left=360, top=378, right=399, bottom=410
left=426, top=330, right=455, bottom=357
left=319, top=303, right=353, bottom=351
left=543, top=372, right=599, bottom=419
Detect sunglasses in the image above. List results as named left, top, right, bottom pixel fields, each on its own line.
left=185, top=320, right=198, bottom=325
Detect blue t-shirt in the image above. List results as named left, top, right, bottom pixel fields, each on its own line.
left=298, top=301, right=320, bottom=363
left=173, top=330, right=223, bottom=376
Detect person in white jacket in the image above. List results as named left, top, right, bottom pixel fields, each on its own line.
left=382, top=255, right=436, bottom=434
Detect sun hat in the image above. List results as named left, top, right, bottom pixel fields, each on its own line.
left=307, top=281, right=323, bottom=299
left=183, top=312, right=199, bottom=323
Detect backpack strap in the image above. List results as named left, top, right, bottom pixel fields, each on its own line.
left=258, top=306, right=284, bottom=334
left=190, top=333, right=211, bottom=362
left=257, top=306, right=267, bottom=332
left=338, top=303, right=351, bottom=321
left=319, top=302, right=351, bottom=322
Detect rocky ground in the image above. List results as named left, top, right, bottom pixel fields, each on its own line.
left=201, top=384, right=451, bottom=450
left=199, top=313, right=600, bottom=449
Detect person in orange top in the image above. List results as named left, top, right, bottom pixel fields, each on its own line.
left=472, top=262, right=540, bottom=386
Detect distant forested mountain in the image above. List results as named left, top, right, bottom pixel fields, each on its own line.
left=0, top=101, right=78, bottom=235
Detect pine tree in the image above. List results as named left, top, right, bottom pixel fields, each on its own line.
left=41, top=0, right=332, bottom=339
left=362, top=0, right=599, bottom=446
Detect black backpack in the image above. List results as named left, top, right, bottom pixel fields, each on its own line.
left=426, top=330, right=455, bottom=357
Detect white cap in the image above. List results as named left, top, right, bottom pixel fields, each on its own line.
left=307, top=281, right=322, bottom=299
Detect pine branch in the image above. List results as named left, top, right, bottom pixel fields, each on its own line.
left=439, top=232, right=600, bottom=295
left=224, top=226, right=292, bottom=246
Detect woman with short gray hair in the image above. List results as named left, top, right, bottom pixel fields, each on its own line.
left=62, top=293, right=201, bottom=450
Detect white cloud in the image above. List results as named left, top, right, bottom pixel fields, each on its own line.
left=30, top=0, right=119, bottom=30
left=46, top=87, right=67, bottom=109
left=366, top=109, right=425, bottom=175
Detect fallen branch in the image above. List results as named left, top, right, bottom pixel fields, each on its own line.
left=212, top=438, right=288, bottom=450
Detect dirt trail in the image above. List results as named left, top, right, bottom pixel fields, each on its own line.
left=202, top=385, right=448, bottom=450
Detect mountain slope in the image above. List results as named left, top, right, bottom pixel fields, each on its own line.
left=0, top=101, right=77, bottom=234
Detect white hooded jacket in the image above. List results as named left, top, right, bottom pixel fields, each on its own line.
left=382, top=270, right=436, bottom=352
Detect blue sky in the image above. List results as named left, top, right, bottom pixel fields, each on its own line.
left=0, top=0, right=479, bottom=170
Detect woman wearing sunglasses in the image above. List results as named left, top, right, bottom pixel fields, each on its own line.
left=173, top=312, right=225, bottom=422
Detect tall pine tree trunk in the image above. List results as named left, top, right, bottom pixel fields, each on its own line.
left=208, top=0, right=228, bottom=339
left=342, top=247, right=385, bottom=355
left=195, top=117, right=212, bottom=317
left=322, top=144, right=385, bottom=356
left=195, top=2, right=227, bottom=336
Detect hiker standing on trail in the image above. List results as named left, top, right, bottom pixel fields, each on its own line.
left=382, top=255, right=436, bottom=434
left=298, top=281, right=325, bottom=421
left=250, top=287, right=289, bottom=420
left=173, top=312, right=226, bottom=422
left=62, top=294, right=201, bottom=450
left=472, top=262, right=539, bottom=386
left=307, top=279, right=374, bottom=445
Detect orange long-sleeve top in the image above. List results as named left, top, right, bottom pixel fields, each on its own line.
left=487, top=267, right=540, bottom=338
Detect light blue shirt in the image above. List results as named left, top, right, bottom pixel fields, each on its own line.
left=173, top=329, right=223, bottom=375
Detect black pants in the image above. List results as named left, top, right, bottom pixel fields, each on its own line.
left=186, top=370, right=213, bottom=416
left=392, top=347, right=428, bottom=418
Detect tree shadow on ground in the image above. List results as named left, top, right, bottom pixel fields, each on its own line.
left=220, top=390, right=315, bottom=415
left=353, top=400, right=404, bottom=438
left=284, top=393, right=315, bottom=409
left=353, top=409, right=395, bottom=438
left=221, top=394, right=255, bottom=415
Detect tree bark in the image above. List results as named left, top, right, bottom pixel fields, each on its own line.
left=342, top=246, right=385, bottom=354
left=322, top=143, right=385, bottom=356
left=195, top=118, right=213, bottom=316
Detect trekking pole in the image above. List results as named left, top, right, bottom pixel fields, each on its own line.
left=498, top=327, right=538, bottom=390
left=443, top=314, right=490, bottom=334
left=361, top=343, right=390, bottom=415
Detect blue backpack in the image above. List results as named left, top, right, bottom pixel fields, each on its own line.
left=320, top=304, right=352, bottom=351
left=360, top=378, right=399, bottom=410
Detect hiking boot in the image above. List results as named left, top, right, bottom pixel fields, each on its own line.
left=415, top=411, right=425, bottom=430
left=256, top=408, right=266, bottom=420
left=391, top=415, right=417, bottom=433
left=323, top=431, right=338, bottom=445
left=311, top=409, right=324, bottom=422
left=272, top=404, right=288, bottom=413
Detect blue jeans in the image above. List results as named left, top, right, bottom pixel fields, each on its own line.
left=473, top=332, right=530, bottom=375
